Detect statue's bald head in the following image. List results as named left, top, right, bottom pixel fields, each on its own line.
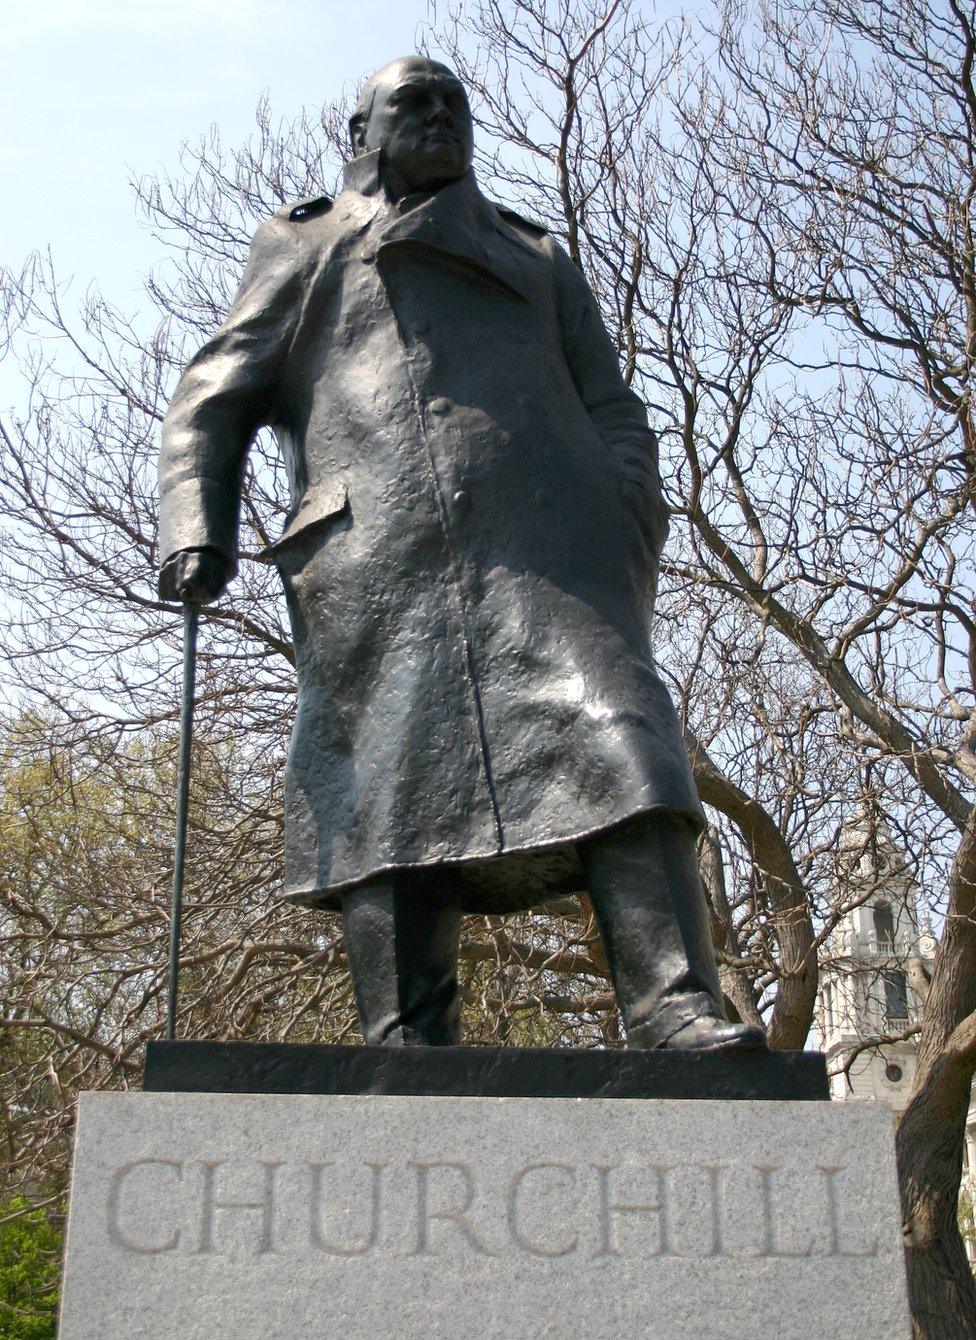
left=349, top=56, right=474, bottom=198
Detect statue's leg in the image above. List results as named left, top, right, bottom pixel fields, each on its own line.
left=341, top=876, right=462, bottom=1046
left=579, top=812, right=765, bottom=1051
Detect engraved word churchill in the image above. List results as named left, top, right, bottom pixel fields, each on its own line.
left=156, top=54, right=768, bottom=1055
left=105, top=1156, right=879, bottom=1261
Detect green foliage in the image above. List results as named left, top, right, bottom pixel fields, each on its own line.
left=958, top=1176, right=976, bottom=1249
left=0, top=1199, right=61, bottom=1339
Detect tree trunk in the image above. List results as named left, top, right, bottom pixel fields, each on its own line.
left=899, top=814, right=976, bottom=1335
left=898, top=1036, right=976, bottom=1336
left=687, top=729, right=816, bottom=1048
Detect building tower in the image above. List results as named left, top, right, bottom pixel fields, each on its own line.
left=814, top=815, right=936, bottom=1112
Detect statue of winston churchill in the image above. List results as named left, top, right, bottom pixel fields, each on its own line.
left=157, top=56, right=766, bottom=1053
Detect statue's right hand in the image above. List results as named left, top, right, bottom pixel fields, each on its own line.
left=158, top=548, right=231, bottom=603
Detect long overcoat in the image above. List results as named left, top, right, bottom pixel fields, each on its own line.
left=158, top=152, right=704, bottom=911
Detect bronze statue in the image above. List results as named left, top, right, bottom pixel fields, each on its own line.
left=158, top=56, right=765, bottom=1053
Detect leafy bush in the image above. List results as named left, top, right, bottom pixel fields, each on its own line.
left=0, top=1199, right=61, bottom=1339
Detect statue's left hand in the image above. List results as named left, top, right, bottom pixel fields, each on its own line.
left=158, top=547, right=231, bottom=603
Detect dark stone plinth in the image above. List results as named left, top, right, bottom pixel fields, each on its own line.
left=143, top=1040, right=828, bottom=1101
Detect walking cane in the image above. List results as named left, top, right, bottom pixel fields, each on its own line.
left=167, top=601, right=200, bottom=1041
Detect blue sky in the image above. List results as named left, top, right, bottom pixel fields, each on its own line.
left=2, top=0, right=436, bottom=303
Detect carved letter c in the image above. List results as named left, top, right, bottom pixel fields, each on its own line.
left=507, top=1163, right=578, bottom=1258
left=106, top=1159, right=183, bottom=1254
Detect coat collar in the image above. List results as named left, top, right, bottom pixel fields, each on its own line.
left=374, top=170, right=534, bottom=301
left=341, top=154, right=490, bottom=220
left=336, top=158, right=539, bottom=301
left=342, top=150, right=385, bottom=197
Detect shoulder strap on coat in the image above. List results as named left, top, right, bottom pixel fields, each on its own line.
left=495, top=205, right=549, bottom=239
left=281, top=194, right=334, bottom=223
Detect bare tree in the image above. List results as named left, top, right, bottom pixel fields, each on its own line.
left=2, top=1, right=973, bottom=1331
left=704, top=0, right=976, bottom=1327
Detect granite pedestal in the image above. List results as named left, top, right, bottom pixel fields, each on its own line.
left=59, top=1052, right=909, bottom=1338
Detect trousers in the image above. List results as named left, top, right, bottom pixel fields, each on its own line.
left=340, top=811, right=727, bottom=1049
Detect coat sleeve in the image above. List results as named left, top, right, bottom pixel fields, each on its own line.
left=549, top=239, right=670, bottom=557
left=157, top=214, right=306, bottom=576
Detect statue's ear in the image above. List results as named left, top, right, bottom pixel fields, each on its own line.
left=349, top=113, right=367, bottom=156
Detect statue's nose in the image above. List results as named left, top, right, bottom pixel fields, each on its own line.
left=425, top=100, right=452, bottom=125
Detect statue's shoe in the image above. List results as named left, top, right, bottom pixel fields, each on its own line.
left=658, top=1016, right=768, bottom=1052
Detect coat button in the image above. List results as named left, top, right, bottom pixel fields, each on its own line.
left=452, top=489, right=470, bottom=511
left=428, top=397, right=451, bottom=415
left=534, top=487, right=549, bottom=506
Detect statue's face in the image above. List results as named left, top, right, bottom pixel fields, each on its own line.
left=358, top=59, right=474, bottom=194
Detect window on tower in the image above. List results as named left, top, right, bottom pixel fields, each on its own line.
left=873, top=903, right=895, bottom=950
left=883, top=969, right=909, bottom=1028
